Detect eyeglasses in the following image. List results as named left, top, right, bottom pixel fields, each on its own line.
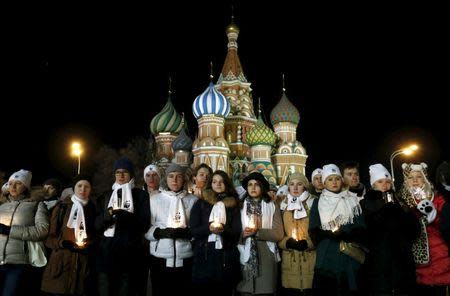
left=115, top=170, right=130, bottom=176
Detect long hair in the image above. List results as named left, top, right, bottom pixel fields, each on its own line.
left=206, top=170, right=237, bottom=198
left=192, top=163, right=213, bottom=185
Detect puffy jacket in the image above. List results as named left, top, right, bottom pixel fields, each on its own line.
left=0, top=189, right=49, bottom=265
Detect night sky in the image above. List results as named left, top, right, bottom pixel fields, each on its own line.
left=1, top=2, right=447, bottom=186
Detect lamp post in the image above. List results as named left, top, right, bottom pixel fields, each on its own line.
left=71, top=142, right=82, bottom=174
left=389, top=144, right=418, bottom=189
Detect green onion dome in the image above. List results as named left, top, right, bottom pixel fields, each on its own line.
left=246, top=114, right=276, bottom=147
left=150, top=95, right=183, bottom=135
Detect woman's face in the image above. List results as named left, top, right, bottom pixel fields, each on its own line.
left=194, top=168, right=210, bottom=189
left=406, top=171, right=425, bottom=188
left=8, top=180, right=26, bottom=198
left=145, top=171, right=160, bottom=190
left=212, top=174, right=225, bottom=194
left=44, top=184, right=57, bottom=199
left=324, top=175, right=343, bottom=192
left=167, top=172, right=184, bottom=192
left=288, top=180, right=306, bottom=197
left=75, top=180, right=91, bottom=200
left=247, top=180, right=262, bottom=198
left=373, top=178, right=392, bottom=192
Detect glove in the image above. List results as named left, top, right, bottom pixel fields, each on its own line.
left=173, top=228, right=191, bottom=240
left=417, top=200, right=437, bottom=224
left=0, top=223, right=11, bottom=235
left=153, top=228, right=176, bottom=239
left=104, top=207, right=117, bottom=227
left=286, top=238, right=308, bottom=251
left=112, top=209, right=132, bottom=222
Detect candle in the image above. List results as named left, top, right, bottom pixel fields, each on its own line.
left=211, top=221, right=222, bottom=229
left=291, top=228, right=298, bottom=241
left=248, top=214, right=256, bottom=230
left=75, top=239, right=86, bottom=248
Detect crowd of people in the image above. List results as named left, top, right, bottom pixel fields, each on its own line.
left=1, top=157, right=450, bottom=296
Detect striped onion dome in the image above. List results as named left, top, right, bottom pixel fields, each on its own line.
left=246, top=114, right=276, bottom=147
left=193, top=82, right=231, bottom=119
left=150, top=95, right=183, bottom=135
left=270, top=92, right=300, bottom=126
left=172, top=128, right=192, bottom=151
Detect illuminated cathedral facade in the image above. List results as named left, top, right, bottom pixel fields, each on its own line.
left=149, top=20, right=307, bottom=187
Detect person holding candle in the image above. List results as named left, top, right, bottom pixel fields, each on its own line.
left=278, top=172, right=317, bottom=295
left=190, top=170, right=242, bottom=296
left=236, top=172, right=284, bottom=295
left=398, top=162, right=450, bottom=295
left=95, top=157, right=150, bottom=296
left=308, top=164, right=366, bottom=295
left=0, top=169, right=49, bottom=296
left=41, top=174, right=96, bottom=295
left=359, top=164, right=419, bottom=295
left=146, top=163, right=198, bottom=296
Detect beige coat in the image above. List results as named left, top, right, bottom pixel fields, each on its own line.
left=278, top=200, right=316, bottom=290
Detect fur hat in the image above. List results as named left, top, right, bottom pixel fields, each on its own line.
left=321, top=164, right=342, bottom=183
left=72, top=174, right=92, bottom=190
left=242, top=172, right=270, bottom=193
left=113, top=157, right=135, bottom=176
left=402, top=162, right=428, bottom=178
left=9, top=169, right=32, bottom=189
left=369, top=164, right=392, bottom=186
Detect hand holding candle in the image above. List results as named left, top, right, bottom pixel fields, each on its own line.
left=210, top=220, right=224, bottom=234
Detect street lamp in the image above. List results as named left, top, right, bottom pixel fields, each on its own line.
left=390, top=144, right=419, bottom=188
left=71, top=142, right=82, bottom=174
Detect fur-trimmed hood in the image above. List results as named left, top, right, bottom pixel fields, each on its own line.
left=202, top=189, right=238, bottom=208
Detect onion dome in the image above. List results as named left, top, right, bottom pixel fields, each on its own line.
left=246, top=113, right=276, bottom=147
left=172, top=128, right=192, bottom=151
left=193, top=82, right=231, bottom=119
left=150, top=95, right=183, bottom=135
left=226, top=22, right=240, bottom=35
left=270, top=92, right=300, bottom=126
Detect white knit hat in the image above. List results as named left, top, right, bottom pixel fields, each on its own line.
left=311, top=168, right=323, bottom=181
left=369, top=164, right=392, bottom=186
left=144, top=164, right=161, bottom=178
left=8, top=169, right=32, bottom=189
left=321, top=164, right=342, bottom=183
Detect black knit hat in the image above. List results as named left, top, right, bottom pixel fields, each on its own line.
left=43, top=178, right=63, bottom=197
left=113, top=157, right=135, bottom=176
left=242, top=172, right=270, bottom=193
left=72, top=174, right=92, bottom=190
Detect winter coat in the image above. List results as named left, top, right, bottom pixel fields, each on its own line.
left=360, top=189, right=419, bottom=294
left=41, top=195, right=96, bottom=295
left=190, top=190, right=242, bottom=285
left=278, top=196, right=316, bottom=290
left=0, top=189, right=49, bottom=265
left=236, top=202, right=284, bottom=294
left=95, top=188, right=150, bottom=273
left=309, top=197, right=366, bottom=292
left=145, top=189, right=197, bottom=266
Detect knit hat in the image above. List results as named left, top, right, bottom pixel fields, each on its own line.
left=321, top=164, right=342, bottom=183
left=402, top=162, right=428, bottom=179
left=113, top=157, right=135, bottom=175
left=242, top=172, right=270, bottom=193
left=144, top=164, right=161, bottom=178
left=166, top=163, right=185, bottom=175
left=9, top=169, right=32, bottom=189
left=288, top=172, right=310, bottom=187
left=311, top=168, right=323, bottom=181
left=369, top=164, right=392, bottom=186
left=43, top=178, right=63, bottom=197
left=72, top=174, right=92, bottom=190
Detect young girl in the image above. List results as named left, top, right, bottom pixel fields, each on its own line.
left=237, top=172, right=284, bottom=295
left=309, top=164, right=366, bottom=295
left=278, top=172, right=317, bottom=295
left=190, top=170, right=242, bottom=296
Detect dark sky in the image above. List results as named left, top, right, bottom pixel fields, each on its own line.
left=1, top=2, right=447, bottom=186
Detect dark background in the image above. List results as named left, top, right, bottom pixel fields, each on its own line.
left=1, top=2, right=447, bottom=186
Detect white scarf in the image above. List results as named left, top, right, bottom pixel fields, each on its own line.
left=280, top=191, right=310, bottom=219
left=208, top=201, right=226, bottom=249
left=238, top=199, right=281, bottom=264
left=104, top=180, right=135, bottom=237
left=318, top=189, right=362, bottom=231
left=165, top=189, right=188, bottom=228
left=67, top=194, right=89, bottom=244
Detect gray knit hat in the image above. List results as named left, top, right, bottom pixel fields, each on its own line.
left=166, top=163, right=185, bottom=175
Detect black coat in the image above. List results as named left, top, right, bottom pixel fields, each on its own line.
left=95, top=187, right=150, bottom=272
left=360, top=189, right=420, bottom=294
left=189, top=194, right=242, bottom=285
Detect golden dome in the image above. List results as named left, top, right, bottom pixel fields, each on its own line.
left=226, top=23, right=240, bottom=34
